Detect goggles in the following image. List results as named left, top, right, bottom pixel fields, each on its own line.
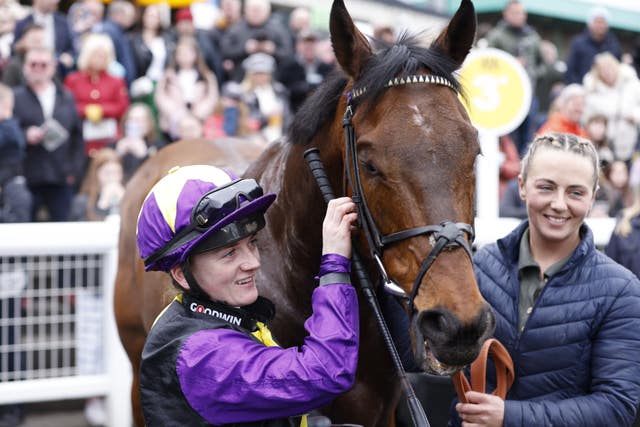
left=192, top=179, right=263, bottom=228
left=144, top=179, right=264, bottom=266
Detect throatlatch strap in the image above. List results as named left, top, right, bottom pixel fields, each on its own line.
left=451, top=338, right=515, bottom=403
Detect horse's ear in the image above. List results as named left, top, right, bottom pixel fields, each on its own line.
left=330, top=0, right=373, bottom=79
left=431, top=0, right=476, bottom=67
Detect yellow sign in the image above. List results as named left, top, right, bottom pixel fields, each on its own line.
left=458, top=48, right=532, bottom=136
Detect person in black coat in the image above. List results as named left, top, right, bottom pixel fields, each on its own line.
left=564, top=6, right=622, bottom=85
left=219, top=0, right=292, bottom=81
left=0, top=83, right=31, bottom=223
left=276, top=30, right=334, bottom=112
left=13, top=47, right=86, bottom=221
left=12, top=0, right=75, bottom=77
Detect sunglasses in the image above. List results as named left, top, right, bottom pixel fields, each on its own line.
left=191, top=179, right=263, bottom=228
left=144, top=179, right=263, bottom=266
left=26, top=61, right=50, bottom=69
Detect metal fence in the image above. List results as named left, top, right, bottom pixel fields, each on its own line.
left=0, top=218, right=131, bottom=427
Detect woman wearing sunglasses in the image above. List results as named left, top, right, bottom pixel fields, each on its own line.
left=135, top=164, right=359, bottom=426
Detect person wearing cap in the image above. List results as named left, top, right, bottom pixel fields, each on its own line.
left=172, top=7, right=224, bottom=85
left=136, top=165, right=359, bottom=426
left=564, top=6, right=622, bottom=85
left=240, top=52, right=292, bottom=142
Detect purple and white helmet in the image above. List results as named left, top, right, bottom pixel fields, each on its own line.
left=136, top=165, right=275, bottom=272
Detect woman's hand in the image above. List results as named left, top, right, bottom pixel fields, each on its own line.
left=456, top=391, right=505, bottom=427
left=321, top=197, right=357, bottom=258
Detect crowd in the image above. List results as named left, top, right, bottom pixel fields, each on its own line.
left=3, top=0, right=640, bottom=426
left=0, top=0, right=336, bottom=227
left=491, top=1, right=640, bottom=225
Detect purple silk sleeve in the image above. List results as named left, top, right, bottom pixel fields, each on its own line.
left=318, top=253, right=351, bottom=277
left=176, top=283, right=359, bottom=424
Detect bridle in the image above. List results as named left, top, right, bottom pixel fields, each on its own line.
left=343, top=74, right=475, bottom=311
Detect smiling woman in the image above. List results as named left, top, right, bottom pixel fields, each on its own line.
left=453, top=132, right=640, bottom=427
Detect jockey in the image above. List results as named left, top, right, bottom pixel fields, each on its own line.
left=135, top=165, right=359, bottom=426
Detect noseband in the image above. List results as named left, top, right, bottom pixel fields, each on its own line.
left=343, top=74, right=475, bottom=310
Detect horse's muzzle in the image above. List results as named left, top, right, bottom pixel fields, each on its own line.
left=413, top=304, right=496, bottom=374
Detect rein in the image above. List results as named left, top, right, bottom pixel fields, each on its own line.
left=451, top=338, right=515, bottom=403
left=342, top=74, right=475, bottom=310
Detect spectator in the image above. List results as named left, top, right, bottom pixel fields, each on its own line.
left=499, top=177, right=526, bottom=219
left=606, top=160, right=633, bottom=217
left=171, top=7, right=224, bottom=85
left=175, top=113, right=204, bottom=141
left=128, top=2, right=173, bottom=109
left=115, top=102, right=165, bottom=183
left=276, top=30, right=334, bottom=112
left=66, top=0, right=102, bottom=53
left=452, top=132, right=640, bottom=427
left=606, top=160, right=640, bottom=278
left=534, top=40, right=566, bottom=132
left=315, top=35, right=336, bottom=69
left=154, top=35, right=218, bottom=142
left=499, top=135, right=521, bottom=202
left=584, top=113, right=614, bottom=169
left=287, top=6, right=311, bottom=47
left=583, top=52, right=640, bottom=163
left=13, top=46, right=85, bottom=221
left=95, top=0, right=138, bottom=86
left=64, top=33, right=130, bottom=156
left=71, top=147, right=124, bottom=221
left=537, top=83, right=587, bottom=138
left=0, top=5, right=18, bottom=78
left=565, top=6, right=622, bottom=85
left=214, top=0, right=242, bottom=35
left=372, top=23, right=395, bottom=47
left=485, top=0, right=543, bottom=155
left=203, top=81, right=261, bottom=140
left=12, top=0, right=75, bottom=77
left=2, top=23, right=47, bottom=87
left=240, top=52, right=292, bottom=142
left=219, top=0, right=293, bottom=81
left=0, top=83, right=31, bottom=223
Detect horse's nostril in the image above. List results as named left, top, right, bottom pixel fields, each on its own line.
left=418, top=309, right=449, bottom=339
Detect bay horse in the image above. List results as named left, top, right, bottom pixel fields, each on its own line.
left=114, top=0, right=494, bottom=425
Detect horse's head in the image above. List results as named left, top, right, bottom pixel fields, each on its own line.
left=326, top=0, right=494, bottom=374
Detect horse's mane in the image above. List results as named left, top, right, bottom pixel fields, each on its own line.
left=288, top=33, right=461, bottom=146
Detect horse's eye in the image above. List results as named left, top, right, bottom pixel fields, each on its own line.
left=364, top=161, right=379, bottom=175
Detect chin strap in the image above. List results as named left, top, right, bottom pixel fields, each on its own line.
left=451, top=338, right=515, bottom=404
left=179, top=259, right=208, bottom=299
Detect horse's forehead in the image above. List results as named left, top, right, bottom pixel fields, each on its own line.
left=357, top=93, right=476, bottom=152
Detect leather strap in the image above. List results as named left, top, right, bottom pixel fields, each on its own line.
left=451, top=338, right=515, bottom=404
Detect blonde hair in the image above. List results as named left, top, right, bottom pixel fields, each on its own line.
left=76, top=33, right=115, bottom=71
left=520, top=132, right=600, bottom=191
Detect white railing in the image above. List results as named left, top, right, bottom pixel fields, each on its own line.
left=0, top=215, right=617, bottom=427
left=0, top=216, right=131, bottom=427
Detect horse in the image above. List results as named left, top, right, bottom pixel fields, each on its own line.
left=113, top=137, right=266, bottom=427
left=114, top=0, right=495, bottom=425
